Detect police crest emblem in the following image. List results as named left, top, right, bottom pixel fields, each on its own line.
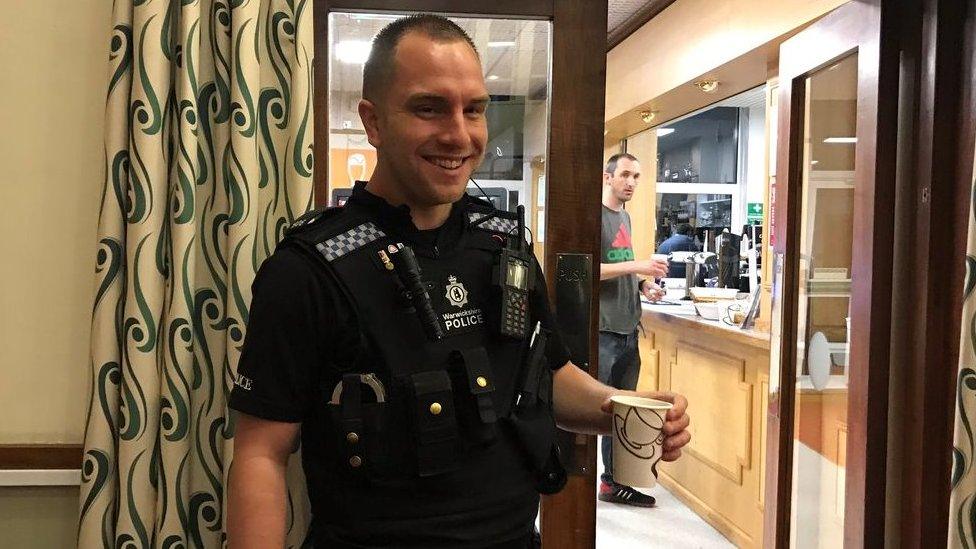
left=445, top=275, right=469, bottom=308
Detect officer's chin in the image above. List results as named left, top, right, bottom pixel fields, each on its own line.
left=411, top=182, right=467, bottom=208
left=430, top=174, right=473, bottom=204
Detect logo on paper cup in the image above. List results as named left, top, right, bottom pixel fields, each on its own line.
left=613, top=407, right=667, bottom=476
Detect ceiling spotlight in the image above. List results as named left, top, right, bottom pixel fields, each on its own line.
left=694, top=80, right=720, bottom=93
left=487, top=41, right=516, bottom=48
left=487, top=75, right=500, bottom=81
left=638, top=110, right=657, bottom=123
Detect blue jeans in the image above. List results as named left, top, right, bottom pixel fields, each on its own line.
left=598, top=329, right=641, bottom=484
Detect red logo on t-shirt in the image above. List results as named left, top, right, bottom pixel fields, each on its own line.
left=611, top=223, right=632, bottom=249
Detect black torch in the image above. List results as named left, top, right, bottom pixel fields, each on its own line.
left=389, top=245, right=444, bottom=341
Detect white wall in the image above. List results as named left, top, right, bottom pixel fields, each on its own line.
left=746, top=104, right=768, bottom=207
left=0, top=487, right=79, bottom=549
left=0, top=0, right=110, bottom=445
left=0, top=0, right=111, bottom=544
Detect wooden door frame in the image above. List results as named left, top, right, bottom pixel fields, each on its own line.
left=896, top=0, right=976, bottom=544
left=311, top=2, right=608, bottom=547
left=764, top=1, right=900, bottom=546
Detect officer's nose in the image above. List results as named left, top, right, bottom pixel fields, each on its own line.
left=437, top=110, right=474, bottom=152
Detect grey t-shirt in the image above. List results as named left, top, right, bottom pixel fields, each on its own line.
left=600, top=206, right=641, bottom=334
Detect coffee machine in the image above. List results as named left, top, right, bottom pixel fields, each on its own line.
left=716, top=230, right=742, bottom=289
left=682, top=252, right=719, bottom=299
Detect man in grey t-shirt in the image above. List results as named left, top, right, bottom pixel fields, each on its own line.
left=598, top=153, right=668, bottom=507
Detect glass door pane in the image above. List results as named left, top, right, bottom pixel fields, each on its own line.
left=326, top=12, right=552, bottom=268
left=788, top=53, right=857, bottom=548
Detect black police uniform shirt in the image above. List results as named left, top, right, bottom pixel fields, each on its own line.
left=228, top=184, right=570, bottom=547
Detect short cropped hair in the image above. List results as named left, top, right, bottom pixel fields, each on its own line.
left=676, top=223, right=693, bottom=236
left=604, top=153, right=639, bottom=176
left=363, top=14, right=480, bottom=102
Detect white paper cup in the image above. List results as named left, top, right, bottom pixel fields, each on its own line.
left=610, top=395, right=673, bottom=488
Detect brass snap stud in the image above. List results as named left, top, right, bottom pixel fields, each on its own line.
left=346, top=432, right=359, bottom=444
left=349, top=455, right=362, bottom=468
left=476, top=376, right=488, bottom=388
left=429, top=402, right=442, bottom=415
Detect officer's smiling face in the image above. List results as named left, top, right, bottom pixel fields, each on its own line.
left=360, top=32, right=489, bottom=207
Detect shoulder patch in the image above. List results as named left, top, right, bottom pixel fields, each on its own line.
left=285, top=207, right=341, bottom=236
left=315, top=222, right=387, bottom=262
left=468, top=211, right=517, bottom=235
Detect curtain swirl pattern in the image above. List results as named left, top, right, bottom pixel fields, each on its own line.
left=78, top=0, right=314, bottom=546
left=951, top=147, right=976, bottom=547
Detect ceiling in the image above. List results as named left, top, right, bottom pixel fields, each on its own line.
left=608, top=0, right=657, bottom=33
left=607, top=0, right=676, bottom=48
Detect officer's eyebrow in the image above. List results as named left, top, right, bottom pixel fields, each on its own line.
left=405, top=93, right=491, bottom=107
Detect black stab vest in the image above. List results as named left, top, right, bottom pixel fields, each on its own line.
left=280, top=197, right=562, bottom=547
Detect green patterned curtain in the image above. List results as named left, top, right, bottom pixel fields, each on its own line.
left=950, top=148, right=976, bottom=547
left=78, top=0, right=314, bottom=546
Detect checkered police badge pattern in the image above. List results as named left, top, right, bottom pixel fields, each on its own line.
left=315, top=222, right=386, bottom=261
left=468, top=212, right=517, bottom=235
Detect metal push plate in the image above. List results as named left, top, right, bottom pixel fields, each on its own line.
left=554, top=253, right=593, bottom=476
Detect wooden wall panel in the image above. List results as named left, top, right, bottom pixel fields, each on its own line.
left=672, top=343, right=752, bottom=483
left=0, top=445, right=83, bottom=469
left=636, top=330, right=659, bottom=392
left=758, top=374, right=769, bottom=509
left=642, top=310, right=770, bottom=549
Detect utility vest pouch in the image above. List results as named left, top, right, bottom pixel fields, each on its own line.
left=450, top=348, right=498, bottom=446
left=409, top=370, right=459, bottom=477
left=330, top=373, right=389, bottom=476
left=508, top=330, right=565, bottom=493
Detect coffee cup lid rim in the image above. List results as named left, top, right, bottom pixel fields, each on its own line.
left=609, top=395, right=674, bottom=409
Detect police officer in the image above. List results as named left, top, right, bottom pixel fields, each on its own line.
left=227, top=14, right=691, bottom=549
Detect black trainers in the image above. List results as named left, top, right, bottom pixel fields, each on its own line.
left=598, top=481, right=656, bottom=507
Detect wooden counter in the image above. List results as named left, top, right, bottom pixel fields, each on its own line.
left=640, top=303, right=771, bottom=351
left=637, top=304, right=771, bottom=548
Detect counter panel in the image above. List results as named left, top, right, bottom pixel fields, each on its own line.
left=640, top=307, right=770, bottom=548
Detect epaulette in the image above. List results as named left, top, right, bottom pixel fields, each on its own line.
left=280, top=205, right=389, bottom=265
left=466, top=194, right=496, bottom=211
left=466, top=199, right=519, bottom=236
left=284, top=206, right=343, bottom=237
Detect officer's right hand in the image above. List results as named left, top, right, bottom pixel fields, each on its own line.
left=632, top=259, right=668, bottom=279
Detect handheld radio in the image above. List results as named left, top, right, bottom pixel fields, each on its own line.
left=493, top=205, right=534, bottom=339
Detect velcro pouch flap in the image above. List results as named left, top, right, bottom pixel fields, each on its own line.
left=457, top=348, right=497, bottom=424
left=338, top=374, right=365, bottom=469
left=409, top=370, right=458, bottom=476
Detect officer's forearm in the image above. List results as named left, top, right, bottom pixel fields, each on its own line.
left=552, top=362, right=615, bottom=435
left=227, top=454, right=289, bottom=548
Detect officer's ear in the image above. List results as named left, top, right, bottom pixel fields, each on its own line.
left=359, top=99, right=382, bottom=149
